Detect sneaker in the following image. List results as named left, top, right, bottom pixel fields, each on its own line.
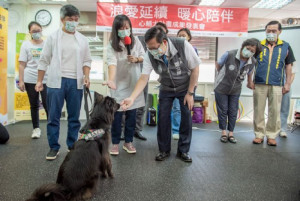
left=279, top=131, right=287, bottom=138
left=110, top=144, right=119, bottom=155
left=123, top=142, right=136, bottom=154
left=173, top=134, right=179, bottom=140
left=46, top=149, right=59, bottom=160
left=31, top=128, right=41, bottom=139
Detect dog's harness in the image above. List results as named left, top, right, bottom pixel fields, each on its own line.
left=78, top=129, right=105, bottom=141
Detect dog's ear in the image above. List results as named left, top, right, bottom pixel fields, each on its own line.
left=94, top=92, right=104, bottom=103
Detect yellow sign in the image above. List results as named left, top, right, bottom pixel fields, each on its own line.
left=0, top=7, right=8, bottom=125
left=14, top=92, right=47, bottom=120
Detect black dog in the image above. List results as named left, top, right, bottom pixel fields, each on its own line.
left=26, top=93, right=120, bottom=201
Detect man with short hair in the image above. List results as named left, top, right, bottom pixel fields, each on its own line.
left=121, top=27, right=200, bottom=162
left=250, top=21, right=295, bottom=146
left=35, top=4, right=92, bottom=160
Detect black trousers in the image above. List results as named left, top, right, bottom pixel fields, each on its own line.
left=214, top=90, right=240, bottom=132
left=25, top=83, right=48, bottom=129
left=158, top=90, right=192, bottom=153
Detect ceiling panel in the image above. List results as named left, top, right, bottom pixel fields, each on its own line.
left=281, top=0, right=300, bottom=10
left=128, top=0, right=160, bottom=3
left=249, top=8, right=276, bottom=18
left=160, top=0, right=194, bottom=5
left=221, top=0, right=259, bottom=8
left=266, top=9, right=300, bottom=19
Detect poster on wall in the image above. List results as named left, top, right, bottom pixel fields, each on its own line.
left=97, top=3, right=249, bottom=37
left=14, top=33, right=47, bottom=121
left=0, top=6, right=8, bottom=125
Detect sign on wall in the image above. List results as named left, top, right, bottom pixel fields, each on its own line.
left=97, top=3, right=249, bottom=37
left=0, top=6, right=8, bottom=125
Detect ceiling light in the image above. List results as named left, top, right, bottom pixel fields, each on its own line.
left=199, top=0, right=225, bottom=6
left=253, top=0, right=294, bottom=9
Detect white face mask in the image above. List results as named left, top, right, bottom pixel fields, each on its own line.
left=65, top=21, right=79, bottom=33
left=148, top=43, right=165, bottom=58
left=242, top=47, right=254, bottom=58
left=31, top=32, right=42, bottom=40
left=266, top=33, right=277, bottom=42
left=118, top=29, right=131, bottom=38
left=179, top=36, right=187, bottom=40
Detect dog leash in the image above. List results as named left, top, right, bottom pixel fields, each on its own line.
left=83, top=85, right=92, bottom=121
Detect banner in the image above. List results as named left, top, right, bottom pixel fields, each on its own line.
left=14, top=33, right=47, bottom=121
left=0, top=7, right=8, bottom=125
left=97, top=3, right=249, bottom=37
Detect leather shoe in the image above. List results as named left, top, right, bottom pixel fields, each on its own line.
left=134, top=132, right=147, bottom=141
left=155, top=152, right=170, bottom=161
left=267, top=139, right=277, bottom=146
left=177, top=152, right=192, bottom=162
left=253, top=138, right=264, bottom=144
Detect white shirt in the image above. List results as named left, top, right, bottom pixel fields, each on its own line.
left=142, top=39, right=201, bottom=75
left=18, top=40, right=47, bottom=84
left=61, top=31, right=79, bottom=79
left=107, top=36, right=145, bottom=111
left=38, top=29, right=92, bottom=89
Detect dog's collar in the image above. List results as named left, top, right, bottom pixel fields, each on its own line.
left=78, top=129, right=105, bottom=141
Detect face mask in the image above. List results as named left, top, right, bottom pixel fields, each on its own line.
left=118, top=29, right=131, bottom=38
left=179, top=36, right=187, bottom=40
left=65, top=21, right=79, bottom=33
left=266, top=33, right=277, bottom=42
left=242, top=47, right=254, bottom=58
left=148, top=43, right=165, bottom=58
left=31, top=32, right=42, bottom=40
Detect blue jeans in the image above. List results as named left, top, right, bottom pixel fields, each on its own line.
left=47, top=78, right=83, bottom=150
left=112, top=110, right=136, bottom=144
left=280, top=90, right=291, bottom=132
left=158, top=90, right=192, bottom=153
left=215, top=91, right=240, bottom=132
left=171, top=98, right=181, bottom=134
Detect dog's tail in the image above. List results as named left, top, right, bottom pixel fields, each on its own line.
left=26, top=183, right=68, bottom=201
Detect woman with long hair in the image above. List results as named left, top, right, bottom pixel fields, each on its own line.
left=103, top=15, right=145, bottom=155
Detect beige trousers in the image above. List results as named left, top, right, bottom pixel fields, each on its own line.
left=253, top=84, right=282, bottom=139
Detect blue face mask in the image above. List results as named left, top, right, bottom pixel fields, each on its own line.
left=242, top=47, right=254, bottom=58
left=148, top=43, right=165, bottom=58
left=31, top=32, right=42, bottom=40
left=266, top=33, right=277, bottom=42
left=65, top=21, right=79, bottom=33
left=118, top=29, right=131, bottom=38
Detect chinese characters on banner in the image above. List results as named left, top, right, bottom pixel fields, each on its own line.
left=97, top=3, right=249, bottom=37
left=0, top=6, right=8, bottom=125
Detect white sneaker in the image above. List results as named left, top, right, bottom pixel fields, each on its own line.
left=31, top=128, right=41, bottom=139
left=279, top=131, right=287, bottom=138
left=173, top=134, right=179, bottom=140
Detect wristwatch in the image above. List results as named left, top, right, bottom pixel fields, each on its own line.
left=187, top=91, right=194, bottom=96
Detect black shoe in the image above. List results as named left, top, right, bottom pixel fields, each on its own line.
left=155, top=152, right=170, bottom=161
left=120, top=135, right=125, bottom=141
left=46, top=149, right=59, bottom=161
left=134, top=132, right=147, bottom=141
left=177, top=152, right=192, bottom=162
